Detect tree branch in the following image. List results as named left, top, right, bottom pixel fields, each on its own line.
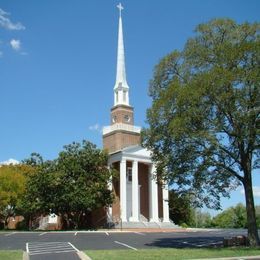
left=215, top=161, right=244, bottom=183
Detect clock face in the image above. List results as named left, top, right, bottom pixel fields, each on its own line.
left=124, top=115, right=131, bottom=122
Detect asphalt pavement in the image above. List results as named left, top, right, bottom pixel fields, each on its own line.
left=0, top=229, right=259, bottom=259
left=0, top=228, right=254, bottom=251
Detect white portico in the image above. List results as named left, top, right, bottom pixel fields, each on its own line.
left=107, top=146, right=170, bottom=224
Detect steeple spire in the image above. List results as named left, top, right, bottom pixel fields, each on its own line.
left=114, top=3, right=130, bottom=106
left=102, top=3, right=141, bottom=153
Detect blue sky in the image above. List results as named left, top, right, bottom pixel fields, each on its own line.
left=0, top=0, right=259, bottom=211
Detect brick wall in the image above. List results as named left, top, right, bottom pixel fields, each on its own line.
left=111, top=105, right=134, bottom=125
left=112, top=162, right=120, bottom=221
left=103, top=131, right=140, bottom=154
left=138, top=163, right=149, bottom=219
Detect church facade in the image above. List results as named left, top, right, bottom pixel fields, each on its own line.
left=103, top=4, right=171, bottom=227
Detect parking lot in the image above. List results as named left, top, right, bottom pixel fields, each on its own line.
left=0, top=228, right=251, bottom=252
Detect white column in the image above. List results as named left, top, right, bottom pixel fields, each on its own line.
left=120, top=159, right=127, bottom=222
left=162, top=184, right=170, bottom=222
left=108, top=165, right=113, bottom=220
left=130, top=160, right=139, bottom=222
left=149, top=164, right=159, bottom=222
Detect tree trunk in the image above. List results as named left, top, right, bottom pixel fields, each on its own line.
left=23, top=215, right=31, bottom=230
left=243, top=175, right=260, bottom=246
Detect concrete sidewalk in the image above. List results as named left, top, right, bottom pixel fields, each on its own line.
left=23, top=251, right=91, bottom=260
left=193, top=256, right=260, bottom=260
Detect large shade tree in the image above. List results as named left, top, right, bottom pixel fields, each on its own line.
left=142, top=19, right=259, bottom=246
left=22, top=141, right=114, bottom=229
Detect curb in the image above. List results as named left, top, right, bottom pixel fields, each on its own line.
left=22, top=251, right=29, bottom=260
left=77, top=251, right=92, bottom=260
left=23, top=249, right=91, bottom=260
left=192, top=256, right=260, bottom=260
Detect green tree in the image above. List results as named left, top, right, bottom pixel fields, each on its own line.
left=193, top=209, right=212, bottom=228
left=142, top=19, right=260, bottom=246
left=19, top=159, right=56, bottom=229
left=212, top=203, right=247, bottom=228
left=168, top=190, right=194, bottom=226
left=21, top=140, right=114, bottom=229
left=0, top=165, right=34, bottom=228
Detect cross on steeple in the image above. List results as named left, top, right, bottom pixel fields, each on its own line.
left=117, top=3, right=124, bottom=17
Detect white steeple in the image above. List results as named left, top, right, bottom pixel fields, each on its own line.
left=114, top=3, right=130, bottom=106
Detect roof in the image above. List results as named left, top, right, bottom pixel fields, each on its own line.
left=108, top=145, right=152, bottom=164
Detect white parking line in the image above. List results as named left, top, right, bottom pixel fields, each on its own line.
left=0, top=230, right=133, bottom=234
left=4, top=232, right=16, bottom=236
left=29, top=250, right=76, bottom=256
left=28, top=242, right=67, bottom=245
left=29, top=244, right=73, bottom=251
left=39, top=232, right=47, bottom=236
left=68, top=242, right=80, bottom=252
left=27, top=241, right=79, bottom=256
left=114, top=241, right=138, bottom=251
left=105, top=232, right=109, bottom=236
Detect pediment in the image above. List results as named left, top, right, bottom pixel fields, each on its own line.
left=121, top=145, right=151, bottom=158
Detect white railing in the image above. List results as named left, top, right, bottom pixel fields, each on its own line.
left=103, top=123, right=141, bottom=135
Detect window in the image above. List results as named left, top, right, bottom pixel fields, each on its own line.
left=127, top=167, right=132, bottom=182
left=123, top=90, right=126, bottom=102
left=124, top=114, right=130, bottom=122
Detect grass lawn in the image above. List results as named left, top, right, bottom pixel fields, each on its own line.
left=86, top=248, right=260, bottom=260
left=0, top=250, right=23, bottom=260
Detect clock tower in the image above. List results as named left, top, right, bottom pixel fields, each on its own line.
left=103, top=3, right=141, bottom=154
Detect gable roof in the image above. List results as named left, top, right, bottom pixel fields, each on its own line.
left=122, top=145, right=151, bottom=157
left=109, top=145, right=152, bottom=164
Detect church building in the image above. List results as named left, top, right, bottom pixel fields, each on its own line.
left=23, top=3, right=174, bottom=231
left=103, top=3, right=173, bottom=228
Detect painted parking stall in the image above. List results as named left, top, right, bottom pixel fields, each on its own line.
left=27, top=242, right=81, bottom=260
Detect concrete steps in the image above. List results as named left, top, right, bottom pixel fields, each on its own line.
left=114, top=221, right=179, bottom=229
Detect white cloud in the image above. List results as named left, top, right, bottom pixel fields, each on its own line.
left=88, top=123, right=103, bottom=133
left=0, top=158, right=19, bottom=165
left=89, top=123, right=100, bottom=131
left=0, top=8, right=25, bottom=30
left=240, top=186, right=260, bottom=198
left=10, top=39, right=21, bottom=51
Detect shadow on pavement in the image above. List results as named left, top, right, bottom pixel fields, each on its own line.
left=145, top=236, right=223, bottom=248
